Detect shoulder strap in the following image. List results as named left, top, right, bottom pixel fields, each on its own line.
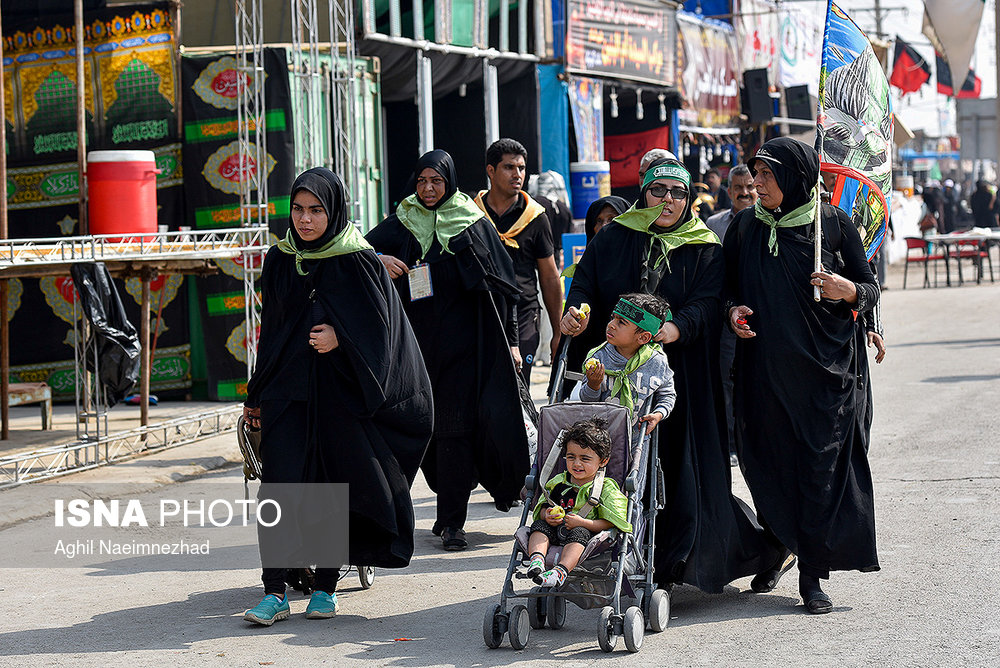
left=577, top=468, right=606, bottom=518
left=537, top=429, right=567, bottom=503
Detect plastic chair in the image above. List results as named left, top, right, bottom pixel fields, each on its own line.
left=903, top=237, right=945, bottom=289
left=949, top=236, right=994, bottom=285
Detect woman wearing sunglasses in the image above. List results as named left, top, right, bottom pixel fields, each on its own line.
left=557, top=158, right=780, bottom=596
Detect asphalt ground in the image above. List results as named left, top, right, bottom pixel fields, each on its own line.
left=0, top=262, right=997, bottom=667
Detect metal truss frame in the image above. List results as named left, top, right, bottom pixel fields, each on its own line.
left=235, top=0, right=268, bottom=377
left=0, top=406, right=241, bottom=489
left=0, top=228, right=270, bottom=270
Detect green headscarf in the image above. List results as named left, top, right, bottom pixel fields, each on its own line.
left=396, top=191, right=483, bottom=260
left=276, top=223, right=372, bottom=276
left=614, top=204, right=721, bottom=270
left=276, top=167, right=373, bottom=276
left=584, top=341, right=660, bottom=412
left=754, top=187, right=818, bottom=256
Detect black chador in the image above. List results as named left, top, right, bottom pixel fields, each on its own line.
left=724, top=138, right=880, bottom=578
left=367, top=150, right=529, bottom=534
left=246, top=168, right=433, bottom=570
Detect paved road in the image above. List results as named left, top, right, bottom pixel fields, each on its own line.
left=1, top=275, right=998, bottom=667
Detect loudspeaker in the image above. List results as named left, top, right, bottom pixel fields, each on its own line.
left=742, top=68, right=773, bottom=123
left=786, top=85, right=813, bottom=120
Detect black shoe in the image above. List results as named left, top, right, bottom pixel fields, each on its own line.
left=750, top=549, right=796, bottom=593
left=799, top=574, right=833, bottom=614
left=441, top=527, right=468, bottom=551
left=431, top=522, right=444, bottom=537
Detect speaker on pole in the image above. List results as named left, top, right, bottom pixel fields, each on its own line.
left=742, top=68, right=773, bottom=124
left=785, top=85, right=813, bottom=120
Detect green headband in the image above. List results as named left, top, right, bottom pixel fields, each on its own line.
left=642, top=162, right=692, bottom=189
left=613, top=298, right=669, bottom=335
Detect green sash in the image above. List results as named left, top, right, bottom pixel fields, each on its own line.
left=614, top=204, right=720, bottom=271
left=584, top=341, right=659, bottom=412
left=396, top=191, right=483, bottom=259
left=276, top=223, right=372, bottom=276
left=754, top=188, right=818, bottom=256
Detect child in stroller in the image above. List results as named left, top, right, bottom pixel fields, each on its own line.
left=526, top=418, right=633, bottom=588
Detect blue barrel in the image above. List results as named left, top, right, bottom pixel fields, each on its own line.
left=569, top=161, right=611, bottom=219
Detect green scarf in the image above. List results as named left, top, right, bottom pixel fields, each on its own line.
left=396, top=190, right=483, bottom=259
left=614, top=204, right=720, bottom=270
left=276, top=223, right=372, bottom=276
left=754, top=187, right=818, bottom=256
left=584, top=341, right=659, bottom=412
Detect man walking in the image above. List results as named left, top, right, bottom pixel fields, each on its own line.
left=476, top=138, right=563, bottom=385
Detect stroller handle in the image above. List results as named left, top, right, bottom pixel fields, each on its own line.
left=547, top=334, right=574, bottom=404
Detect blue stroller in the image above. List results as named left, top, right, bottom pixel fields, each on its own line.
left=482, top=389, right=668, bottom=652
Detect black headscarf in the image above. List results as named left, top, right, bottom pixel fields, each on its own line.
left=747, top=137, right=820, bottom=218
left=403, top=149, right=459, bottom=210
left=640, top=157, right=695, bottom=226
left=288, top=167, right=350, bottom=250
left=584, top=195, right=630, bottom=242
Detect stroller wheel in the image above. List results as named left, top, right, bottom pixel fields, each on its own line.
left=483, top=604, right=504, bottom=649
left=547, top=594, right=566, bottom=630
left=597, top=606, right=618, bottom=652
left=358, top=566, right=375, bottom=590
left=647, top=588, right=670, bottom=632
left=527, top=588, right=547, bottom=629
left=508, top=604, right=531, bottom=650
left=623, top=606, right=645, bottom=652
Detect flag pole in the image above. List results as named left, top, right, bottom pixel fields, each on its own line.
left=814, top=1, right=834, bottom=302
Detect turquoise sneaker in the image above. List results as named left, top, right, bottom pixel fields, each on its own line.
left=305, top=590, right=338, bottom=619
left=243, top=594, right=290, bottom=626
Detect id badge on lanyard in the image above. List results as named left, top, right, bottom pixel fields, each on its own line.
left=408, top=263, right=434, bottom=300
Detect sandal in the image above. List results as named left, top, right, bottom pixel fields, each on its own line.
left=803, top=591, right=833, bottom=614
left=800, top=574, right=833, bottom=614
left=750, top=549, right=796, bottom=593
left=441, top=527, right=468, bottom=551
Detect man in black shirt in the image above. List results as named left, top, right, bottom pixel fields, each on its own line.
left=475, top=138, right=563, bottom=385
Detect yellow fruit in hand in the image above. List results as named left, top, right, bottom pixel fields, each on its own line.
left=547, top=506, right=565, bottom=521
left=575, top=303, right=591, bottom=320
left=585, top=358, right=600, bottom=372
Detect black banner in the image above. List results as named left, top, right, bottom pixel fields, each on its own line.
left=2, top=2, right=178, bottom=166
left=565, top=0, right=676, bottom=85
left=181, top=48, right=294, bottom=400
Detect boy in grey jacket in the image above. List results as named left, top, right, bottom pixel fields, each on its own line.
left=570, top=293, right=676, bottom=435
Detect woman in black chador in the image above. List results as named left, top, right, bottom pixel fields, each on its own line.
left=367, top=149, right=529, bottom=552
left=242, top=167, right=433, bottom=625
left=558, top=158, right=779, bottom=594
left=725, top=137, right=880, bottom=614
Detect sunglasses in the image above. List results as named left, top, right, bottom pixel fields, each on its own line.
left=647, top=184, right=689, bottom=200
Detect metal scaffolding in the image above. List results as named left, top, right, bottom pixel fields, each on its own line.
left=328, top=0, right=361, bottom=222
left=291, top=0, right=324, bottom=175
left=235, top=0, right=269, bottom=377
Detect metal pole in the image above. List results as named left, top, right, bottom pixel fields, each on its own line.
left=0, top=8, right=8, bottom=439
left=995, top=0, right=1000, bottom=171
left=75, top=0, right=88, bottom=234
left=172, top=0, right=183, bottom=138
left=140, top=273, right=151, bottom=428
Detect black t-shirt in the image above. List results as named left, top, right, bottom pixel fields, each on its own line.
left=484, top=194, right=554, bottom=311
left=533, top=194, right=572, bottom=253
